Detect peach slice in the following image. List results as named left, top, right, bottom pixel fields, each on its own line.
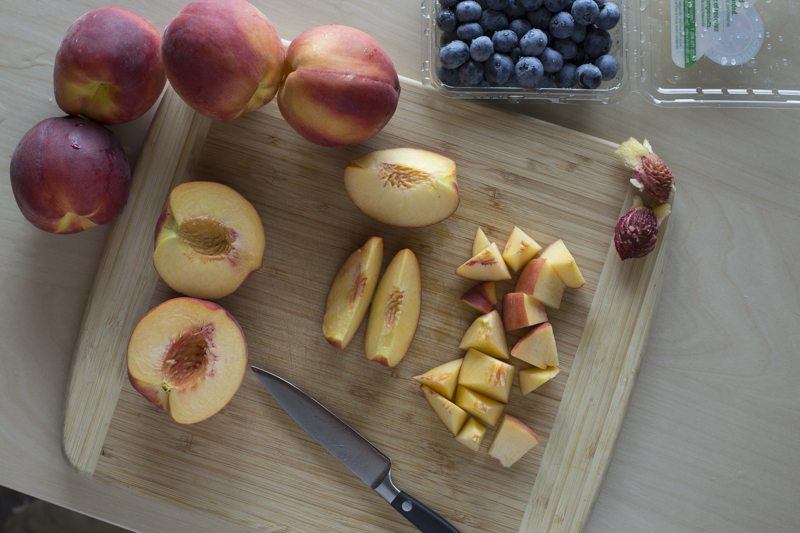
left=472, top=227, right=492, bottom=256
left=502, top=292, right=548, bottom=331
left=515, top=258, right=565, bottom=309
left=488, top=415, right=540, bottom=467
left=519, top=367, right=560, bottom=395
left=454, top=385, right=505, bottom=427
left=511, top=322, right=559, bottom=369
left=455, top=418, right=486, bottom=452
left=461, top=281, right=497, bottom=314
left=501, top=227, right=542, bottom=272
left=365, top=249, right=421, bottom=367
left=456, top=243, right=512, bottom=281
left=422, top=385, right=468, bottom=436
left=127, top=297, right=247, bottom=424
left=459, top=310, right=510, bottom=360
left=458, top=348, right=515, bottom=403
left=322, top=237, right=383, bottom=349
left=413, top=358, right=463, bottom=400
left=153, top=182, right=265, bottom=300
left=539, top=239, right=586, bottom=288
left=344, top=148, right=459, bottom=228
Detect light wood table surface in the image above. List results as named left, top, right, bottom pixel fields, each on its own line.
left=1, top=2, right=798, bottom=532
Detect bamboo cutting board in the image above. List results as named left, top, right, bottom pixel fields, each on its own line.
left=63, top=78, right=670, bottom=532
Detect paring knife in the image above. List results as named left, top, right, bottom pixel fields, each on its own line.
left=251, top=366, right=459, bottom=533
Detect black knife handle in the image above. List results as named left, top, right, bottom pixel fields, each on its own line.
left=391, top=491, right=460, bottom=533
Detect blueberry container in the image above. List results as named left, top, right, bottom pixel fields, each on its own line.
left=422, top=0, right=800, bottom=106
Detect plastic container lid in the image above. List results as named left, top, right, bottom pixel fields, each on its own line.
left=422, top=0, right=800, bottom=106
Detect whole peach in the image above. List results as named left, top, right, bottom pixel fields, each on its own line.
left=278, top=25, right=400, bottom=147
left=162, top=0, right=285, bottom=121
left=54, top=7, right=165, bottom=125
left=10, top=117, right=131, bottom=233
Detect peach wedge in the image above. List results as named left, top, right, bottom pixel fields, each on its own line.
left=501, top=226, right=542, bottom=272
left=454, top=385, right=504, bottom=427
left=515, top=258, right=565, bottom=309
left=472, top=227, right=492, bottom=256
left=413, top=358, right=463, bottom=400
left=461, top=281, right=497, bottom=314
left=154, top=182, right=265, bottom=300
left=422, top=385, right=468, bottom=435
left=459, top=310, right=509, bottom=360
left=127, top=297, right=247, bottom=424
left=365, top=249, right=421, bottom=367
left=455, top=418, right=486, bottom=452
left=488, top=415, right=540, bottom=467
left=511, top=322, right=559, bottom=369
left=456, top=243, right=512, bottom=281
left=502, top=292, right=548, bottom=331
left=458, top=348, right=515, bottom=403
left=539, top=239, right=586, bottom=288
left=344, top=148, right=459, bottom=227
left=519, top=367, right=560, bottom=395
left=322, top=237, right=383, bottom=349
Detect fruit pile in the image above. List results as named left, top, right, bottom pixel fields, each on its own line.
left=414, top=225, right=585, bottom=466
left=436, top=0, right=621, bottom=89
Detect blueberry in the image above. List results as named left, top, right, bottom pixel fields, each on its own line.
left=439, top=40, right=471, bottom=68
left=520, top=0, right=544, bottom=8
left=440, top=30, right=457, bottom=46
left=470, top=35, right=494, bottom=61
left=510, top=46, right=522, bottom=61
left=539, top=75, right=556, bottom=88
left=437, top=10, right=458, bottom=33
left=457, top=22, right=484, bottom=41
left=458, top=60, right=485, bottom=85
left=485, top=0, right=509, bottom=9
left=570, top=23, right=587, bottom=43
left=594, top=54, right=618, bottom=80
left=455, top=0, right=483, bottom=22
left=553, top=62, right=577, bottom=87
left=509, top=18, right=532, bottom=38
left=549, top=12, right=575, bottom=39
left=552, top=38, right=578, bottom=60
left=504, top=0, right=527, bottom=18
left=571, top=0, right=599, bottom=26
left=439, top=0, right=459, bottom=7
left=572, top=48, right=587, bottom=65
left=576, top=63, right=602, bottom=88
left=543, top=0, right=571, bottom=12
left=584, top=28, right=611, bottom=58
left=527, top=8, right=552, bottom=30
left=519, top=28, right=548, bottom=56
left=538, top=47, right=564, bottom=73
left=480, top=10, right=509, bottom=31
left=485, top=53, right=515, bottom=84
left=515, top=56, right=544, bottom=87
left=437, top=66, right=460, bottom=85
left=492, top=29, right=518, bottom=53
left=596, top=2, right=620, bottom=30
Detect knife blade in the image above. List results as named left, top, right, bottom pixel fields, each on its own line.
left=251, top=366, right=459, bottom=533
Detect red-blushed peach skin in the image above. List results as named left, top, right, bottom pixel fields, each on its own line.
left=278, top=25, right=400, bottom=147
left=161, top=0, right=285, bottom=121
left=10, top=117, right=130, bottom=233
left=54, top=7, right=165, bottom=125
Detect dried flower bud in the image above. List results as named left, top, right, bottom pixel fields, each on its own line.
left=615, top=138, right=675, bottom=204
left=614, top=206, right=659, bottom=260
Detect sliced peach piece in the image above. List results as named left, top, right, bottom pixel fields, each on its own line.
left=472, top=227, right=492, bottom=256
left=322, top=237, right=383, bottom=349
left=365, top=249, right=421, bottom=367
left=461, top=281, right=497, bottom=314
left=502, top=292, right=548, bottom=331
left=127, top=297, right=247, bottom=424
left=153, top=182, right=265, bottom=300
left=456, top=243, right=512, bottom=281
left=344, top=148, right=459, bottom=227
left=455, top=418, right=486, bottom=451
left=488, top=415, right=540, bottom=467
left=539, top=239, right=586, bottom=288
left=413, top=358, right=463, bottom=400
left=519, top=366, right=560, bottom=395
left=458, top=348, right=515, bottom=403
left=421, top=385, right=468, bottom=435
left=459, top=310, right=509, bottom=360
left=511, top=322, right=559, bottom=369
left=501, top=226, right=542, bottom=272
left=515, top=258, right=565, bottom=309
left=454, top=385, right=505, bottom=427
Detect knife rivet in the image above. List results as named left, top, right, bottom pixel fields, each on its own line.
left=402, top=501, right=413, bottom=512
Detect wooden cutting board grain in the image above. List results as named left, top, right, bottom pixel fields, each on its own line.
left=64, top=78, right=670, bottom=533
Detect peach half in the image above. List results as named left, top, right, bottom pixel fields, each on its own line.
left=365, top=249, right=421, bottom=367
left=344, top=148, right=459, bottom=228
left=127, top=297, right=247, bottom=424
left=322, top=237, right=383, bottom=349
left=154, top=182, right=265, bottom=300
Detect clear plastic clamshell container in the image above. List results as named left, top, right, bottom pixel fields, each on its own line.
left=422, top=0, right=800, bottom=106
